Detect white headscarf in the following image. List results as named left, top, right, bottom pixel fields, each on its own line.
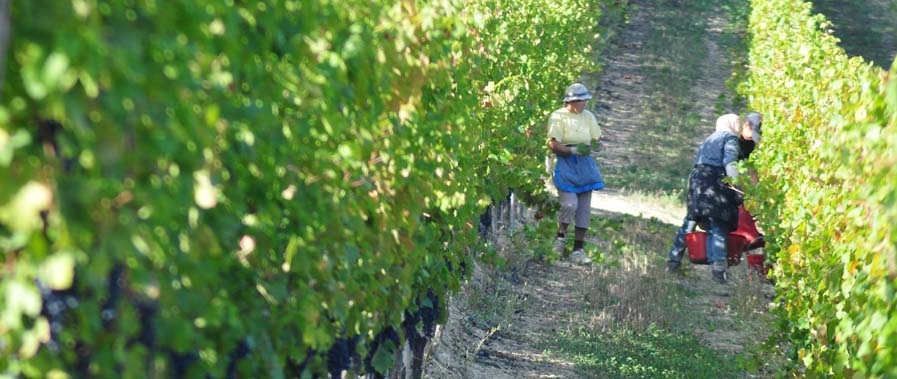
left=715, top=113, right=741, bottom=136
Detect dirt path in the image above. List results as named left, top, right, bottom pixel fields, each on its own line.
left=424, top=262, right=595, bottom=379
left=588, top=0, right=735, bottom=225
left=423, top=1, right=774, bottom=378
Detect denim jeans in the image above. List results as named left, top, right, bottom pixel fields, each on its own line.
left=667, top=218, right=696, bottom=263
left=705, top=222, right=729, bottom=264
left=667, top=218, right=730, bottom=264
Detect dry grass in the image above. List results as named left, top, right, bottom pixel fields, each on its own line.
left=426, top=199, right=784, bottom=378
left=577, top=212, right=775, bottom=349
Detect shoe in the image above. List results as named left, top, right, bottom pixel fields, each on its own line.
left=666, top=261, right=681, bottom=273
left=553, top=237, right=566, bottom=255
left=570, top=249, right=591, bottom=265
left=712, top=269, right=727, bottom=284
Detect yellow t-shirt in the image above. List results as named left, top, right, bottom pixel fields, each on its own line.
left=546, top=108, right=602, bottom=145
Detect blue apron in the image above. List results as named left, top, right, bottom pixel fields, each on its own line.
left=553, top=155, right=605, bottom=194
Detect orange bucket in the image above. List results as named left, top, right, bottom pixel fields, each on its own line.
left=686, top=231, right=745, bottom=265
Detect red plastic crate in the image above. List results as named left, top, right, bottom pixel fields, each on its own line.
left=685, top=231, right=745, bottom=265
left=731, top=206, right=765, bottom=250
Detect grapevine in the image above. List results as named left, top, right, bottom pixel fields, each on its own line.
left=746, top=0, right=897, bottom=376
left=0, top=0, right=603, bottom=377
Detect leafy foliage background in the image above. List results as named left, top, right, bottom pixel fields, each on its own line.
left=0, top=0, right=606, bottom=377
left=746, top=0, right=897, bottom=376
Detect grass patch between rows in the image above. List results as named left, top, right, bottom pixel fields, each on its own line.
left=543, top=324, right=743, bottom=379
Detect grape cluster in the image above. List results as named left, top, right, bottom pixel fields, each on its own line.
left=38, top=263, right=257, bottom=378
left=131, top=299, right=158, bottom=351
left=37, top=279, right=79, bottom=353
left=286, top=348, right=315, bottom=376
left=421, top=291, right=441, bottom=339
left=101, top=264, right=127, bottom=330
left=327, top=335, right=360, bottom=379
left=167, top=349, right=199, bottom=378
left=402, top=290, right=443, bottom=341
left=363, top=326, right=400, bottom=378
left=225, top=338, right=251, bottom=379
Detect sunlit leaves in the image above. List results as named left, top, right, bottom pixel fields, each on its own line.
left=0, top=128, right=30, bottom=166
left=746, top=0, right=897, bottom=376
left=1, top=0, right=607, bottom=376
left=1, top=181, right=53, bottom=234
left=37, top=252, right=76, bottom=291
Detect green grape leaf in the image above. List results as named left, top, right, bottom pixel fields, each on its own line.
left=38, top=252, right=76, bottom=290
left=371, top=339, right=398, bottom=374
left=0, top=129, right=32, bottom=167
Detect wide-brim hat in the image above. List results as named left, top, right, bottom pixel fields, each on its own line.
left=563, top=83, right=592, bottom=102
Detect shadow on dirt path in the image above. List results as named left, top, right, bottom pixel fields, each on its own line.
left=809, top=0, right=897, bottom=69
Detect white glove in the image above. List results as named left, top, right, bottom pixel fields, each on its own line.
left=725, top=162, right=739, bottom=178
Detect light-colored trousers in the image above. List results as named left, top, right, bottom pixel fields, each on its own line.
left=558, top=190, right=592, bottom=228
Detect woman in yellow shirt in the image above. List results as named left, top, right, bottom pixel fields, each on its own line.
left=546, top=83, right=605, bottom=264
